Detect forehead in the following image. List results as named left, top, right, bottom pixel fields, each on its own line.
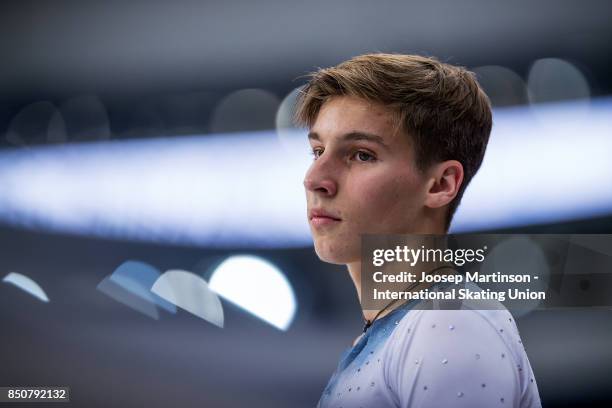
left=311, top=96, right=402, bottom=142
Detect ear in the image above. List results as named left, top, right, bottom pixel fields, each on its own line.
left=423, top=160, right=464, bottom=209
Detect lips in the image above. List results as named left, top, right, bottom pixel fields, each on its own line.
left=309, top=208, right=341, bottom=220
left=308, top=208, right=342, bottom=227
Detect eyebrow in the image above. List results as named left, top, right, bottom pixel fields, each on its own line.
left=307, top=131, right=390, bottom=149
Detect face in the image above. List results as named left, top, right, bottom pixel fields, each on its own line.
left=304, top=96, right=431, bottom=265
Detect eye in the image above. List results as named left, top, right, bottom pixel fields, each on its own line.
left=310, top=147, right=323, bottom=160
left=352, top=150, right=377, bottom=162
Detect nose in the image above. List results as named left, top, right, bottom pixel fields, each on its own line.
left=303, top=159, right=338, bottom=197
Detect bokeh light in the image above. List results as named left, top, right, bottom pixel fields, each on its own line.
left=275, top=86, right=310, bottom=156
left=209, top=89, right=280, bottom=134
left=2, top=272, right=49, bottom=303
left=96, top=260, right=177, bottom=319
left=473, top=65, right=528, bottom=107
left=151, top=269, right=224, bottom=328
left=209, top=255, right=297, bottom=331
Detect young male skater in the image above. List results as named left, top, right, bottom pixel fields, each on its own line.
left=296, top=53, right=542, bottom=407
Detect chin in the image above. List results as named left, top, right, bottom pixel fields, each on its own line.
left=313, top=237, right=358, bottom=265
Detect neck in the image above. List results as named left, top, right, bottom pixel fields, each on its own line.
left=347, top=261, right=394, bottom=323
left=347, top=230, right=452, bottom=327
left=345, top=212, right=449, bottom=326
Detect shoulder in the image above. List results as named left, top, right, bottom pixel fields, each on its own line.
left=381, top=299, right=534, bottom=407
left=384, top=303, right=519, bottom=374
left=387, top=292, right=521, bottom=357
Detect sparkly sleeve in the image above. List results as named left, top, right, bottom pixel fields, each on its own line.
left=382, top=309, right=541, bottom=408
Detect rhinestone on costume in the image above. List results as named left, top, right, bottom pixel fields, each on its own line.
left=457, top=391, right=464, bottom=397
left=449, top=324, right=455, bottom=330
left=442, top=358, right=448, bottom=364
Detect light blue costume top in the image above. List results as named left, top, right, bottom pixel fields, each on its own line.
left=317, top=282, right=542, bottom=408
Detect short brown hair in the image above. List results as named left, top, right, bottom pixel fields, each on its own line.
left=293, top=53, right=492, bottom=231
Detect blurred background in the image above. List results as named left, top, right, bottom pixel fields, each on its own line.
left=0, top=0, right=611, bottom=407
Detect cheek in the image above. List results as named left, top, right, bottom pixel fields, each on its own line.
left=350, top=172, right=422, bottom=224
